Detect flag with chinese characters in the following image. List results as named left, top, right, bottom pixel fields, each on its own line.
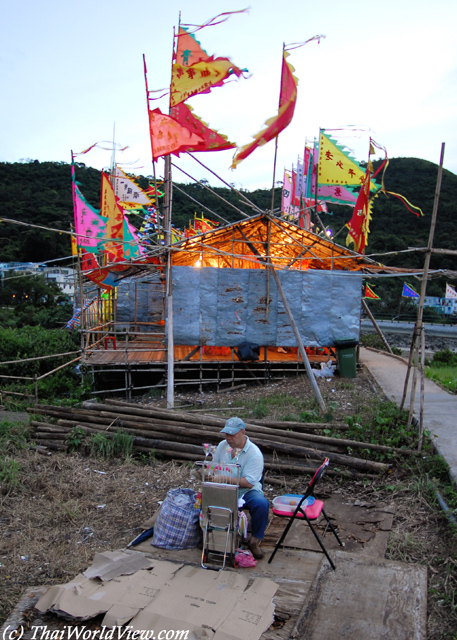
left=101, top=172, right=124, bottom=263
left=113, top=167, right=153, bottom=207
left=231, top=50, right=298, bottom=169
left=170, top=103, right=236, bottom=152
left=317, top=184, right=357, bottom=205
left=364, top=284, right=380, bottom=300
left=402, top=283, right=419, bottom=298
left=318, top=131, right=378, bottom=191
left=148, top=108, right=205, bottom=160
left=170, top=57, right=243, bottom=107
left=73, top=182, right=106, bottom=253
left=445, top=283, right=457, bottom=299
left=346, top=166, right=372, bottom=253
left=175, top=26, right=209, bottom=67
left=281, top=170, right=292, bottom=217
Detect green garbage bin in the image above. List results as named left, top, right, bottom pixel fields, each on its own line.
left=334, top=339, right=358, bottom=378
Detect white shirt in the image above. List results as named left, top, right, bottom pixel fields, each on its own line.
left=213, top=436, right=264, bottom=498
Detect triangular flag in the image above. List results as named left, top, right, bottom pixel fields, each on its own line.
left=364, top=284, right=380, bottom=300
left=231, top=50, right=298, bottom=169
left=175, top=26, right=209, bottom=67
left=170, top=56, right=244, bottom=107
left=402, top=283, right=419, bottom=298
left=100, top=172, right=124, bottom=263
left=148, top=108, right=205, bottom=160
left=113, top=166, right=153, bottom=206
left=318, top=131, right=379, bottom=191
left=170, top=103, right=236, bottom=152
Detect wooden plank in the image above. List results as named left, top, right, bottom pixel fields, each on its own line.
left=292, top=551, right=427, bottom=640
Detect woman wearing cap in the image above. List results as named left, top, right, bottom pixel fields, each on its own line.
left=211, top=417, right=269, bottom=559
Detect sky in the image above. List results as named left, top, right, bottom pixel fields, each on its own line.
left=1, top=0, right=457, bottom=193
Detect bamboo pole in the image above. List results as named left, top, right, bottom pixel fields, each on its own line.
left=361, top=299, right=393, bottom=354
left=401, top=143, right=445, bottom=435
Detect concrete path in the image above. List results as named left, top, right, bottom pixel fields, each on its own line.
left=359, top=347, right=457, bottom=484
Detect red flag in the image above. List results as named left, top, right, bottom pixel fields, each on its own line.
left=364, top=284, right=380, bottom=300
left=346, top=166, right=372, bottom=254
left=170, top=103, right=236, bottom=152
left=231, top=50, right=298, bottom=169
left=148, top=108, right=205, bottom=161
left=175, top=26, right=209, bottom=67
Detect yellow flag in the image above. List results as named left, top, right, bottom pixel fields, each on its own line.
left=170, top=58, right=242, bottom=107
left=318, top=131, right=368, bottom=188
left=101, top=173, right=124, bottom=263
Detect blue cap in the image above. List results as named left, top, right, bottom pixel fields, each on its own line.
left=221, top=417, right=246, bottom=435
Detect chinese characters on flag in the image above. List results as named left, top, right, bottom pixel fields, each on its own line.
left=101, top=173, right=124, bottom=264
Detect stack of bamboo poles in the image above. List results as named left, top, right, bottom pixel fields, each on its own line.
left=27, top=400, right=416, bottom=477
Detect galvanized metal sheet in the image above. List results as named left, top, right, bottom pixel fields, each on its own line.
left=171, top=267, right=362, bottom=347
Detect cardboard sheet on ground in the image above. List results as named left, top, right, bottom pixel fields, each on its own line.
left=36, top=551, right=278, bottom=640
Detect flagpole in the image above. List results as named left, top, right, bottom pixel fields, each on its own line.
left=164, top=23, right=179, bottom=409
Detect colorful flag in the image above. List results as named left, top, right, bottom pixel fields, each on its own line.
left=175, top=26, right=209, bottom=67
left=231, top=50, right=298, bottom=169
left=318, top=131, right=378, bottom=191
left=113, top=166, right=153, bottom=206
left=346, top=166, right=372, bottom=254
left=316, top=184, right=357, bottom=206
left=445, top=283, right=457, bottom=299
left=81, top=250, right=117, bottom=290
left=193, top=214, right=218, bottom=234
left=364, top=284, right=380, bottom=300
left=73, top=182, right=106, bottom=253
left=170, top=57, right=243, bottom=107
left=281, top=170, right=292, bottom=217
left=170, top=103, right=236, bottom=152
left=148, top=108, right=205, bottom=161
left=100, top=172, right=125, bottom=263
left=402, top=283, right=420, bottom=298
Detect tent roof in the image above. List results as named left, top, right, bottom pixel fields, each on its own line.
left=171, top=213, right=381, bottom=272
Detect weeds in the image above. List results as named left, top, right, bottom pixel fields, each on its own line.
left=89, top=430, right=133, bottom=460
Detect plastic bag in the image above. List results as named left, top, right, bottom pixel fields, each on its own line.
left=152, top=487, right=202, bottom=550
left=312, top=360, right=335, bottom=378
left=234, top=549, right=257, bottom=568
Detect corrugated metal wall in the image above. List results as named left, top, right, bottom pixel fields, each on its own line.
left=116, top=275, right=164, bottom=329
left=171, top=267, right=362, bottom=347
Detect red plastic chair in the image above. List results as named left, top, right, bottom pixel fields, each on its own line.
left=268, top=458, right=343, bottom=570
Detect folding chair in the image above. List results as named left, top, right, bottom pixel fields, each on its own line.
left=268, top=458, right=343, bottom=570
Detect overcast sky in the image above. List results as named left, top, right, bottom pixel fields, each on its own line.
left=1, top=0, right=456, bottom=192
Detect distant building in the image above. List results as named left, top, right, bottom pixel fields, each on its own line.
left=424, top=296, right=457, bottom=316
left=0, top=262, right=76, bottom=300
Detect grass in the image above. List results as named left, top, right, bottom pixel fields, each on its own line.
left=89, top=430, right=134, bottom=460
left=0, top=419, right=31, bottom=492
left=425, top=365, right=457, bottom=394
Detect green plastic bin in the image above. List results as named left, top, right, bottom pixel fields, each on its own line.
left=334, top=339, right=358, bottom=378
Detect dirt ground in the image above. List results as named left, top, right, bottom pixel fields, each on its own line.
left=1, top=369, right=457, bottom=640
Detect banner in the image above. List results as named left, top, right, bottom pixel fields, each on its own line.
left=445, top=283, right=457, bottom=299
